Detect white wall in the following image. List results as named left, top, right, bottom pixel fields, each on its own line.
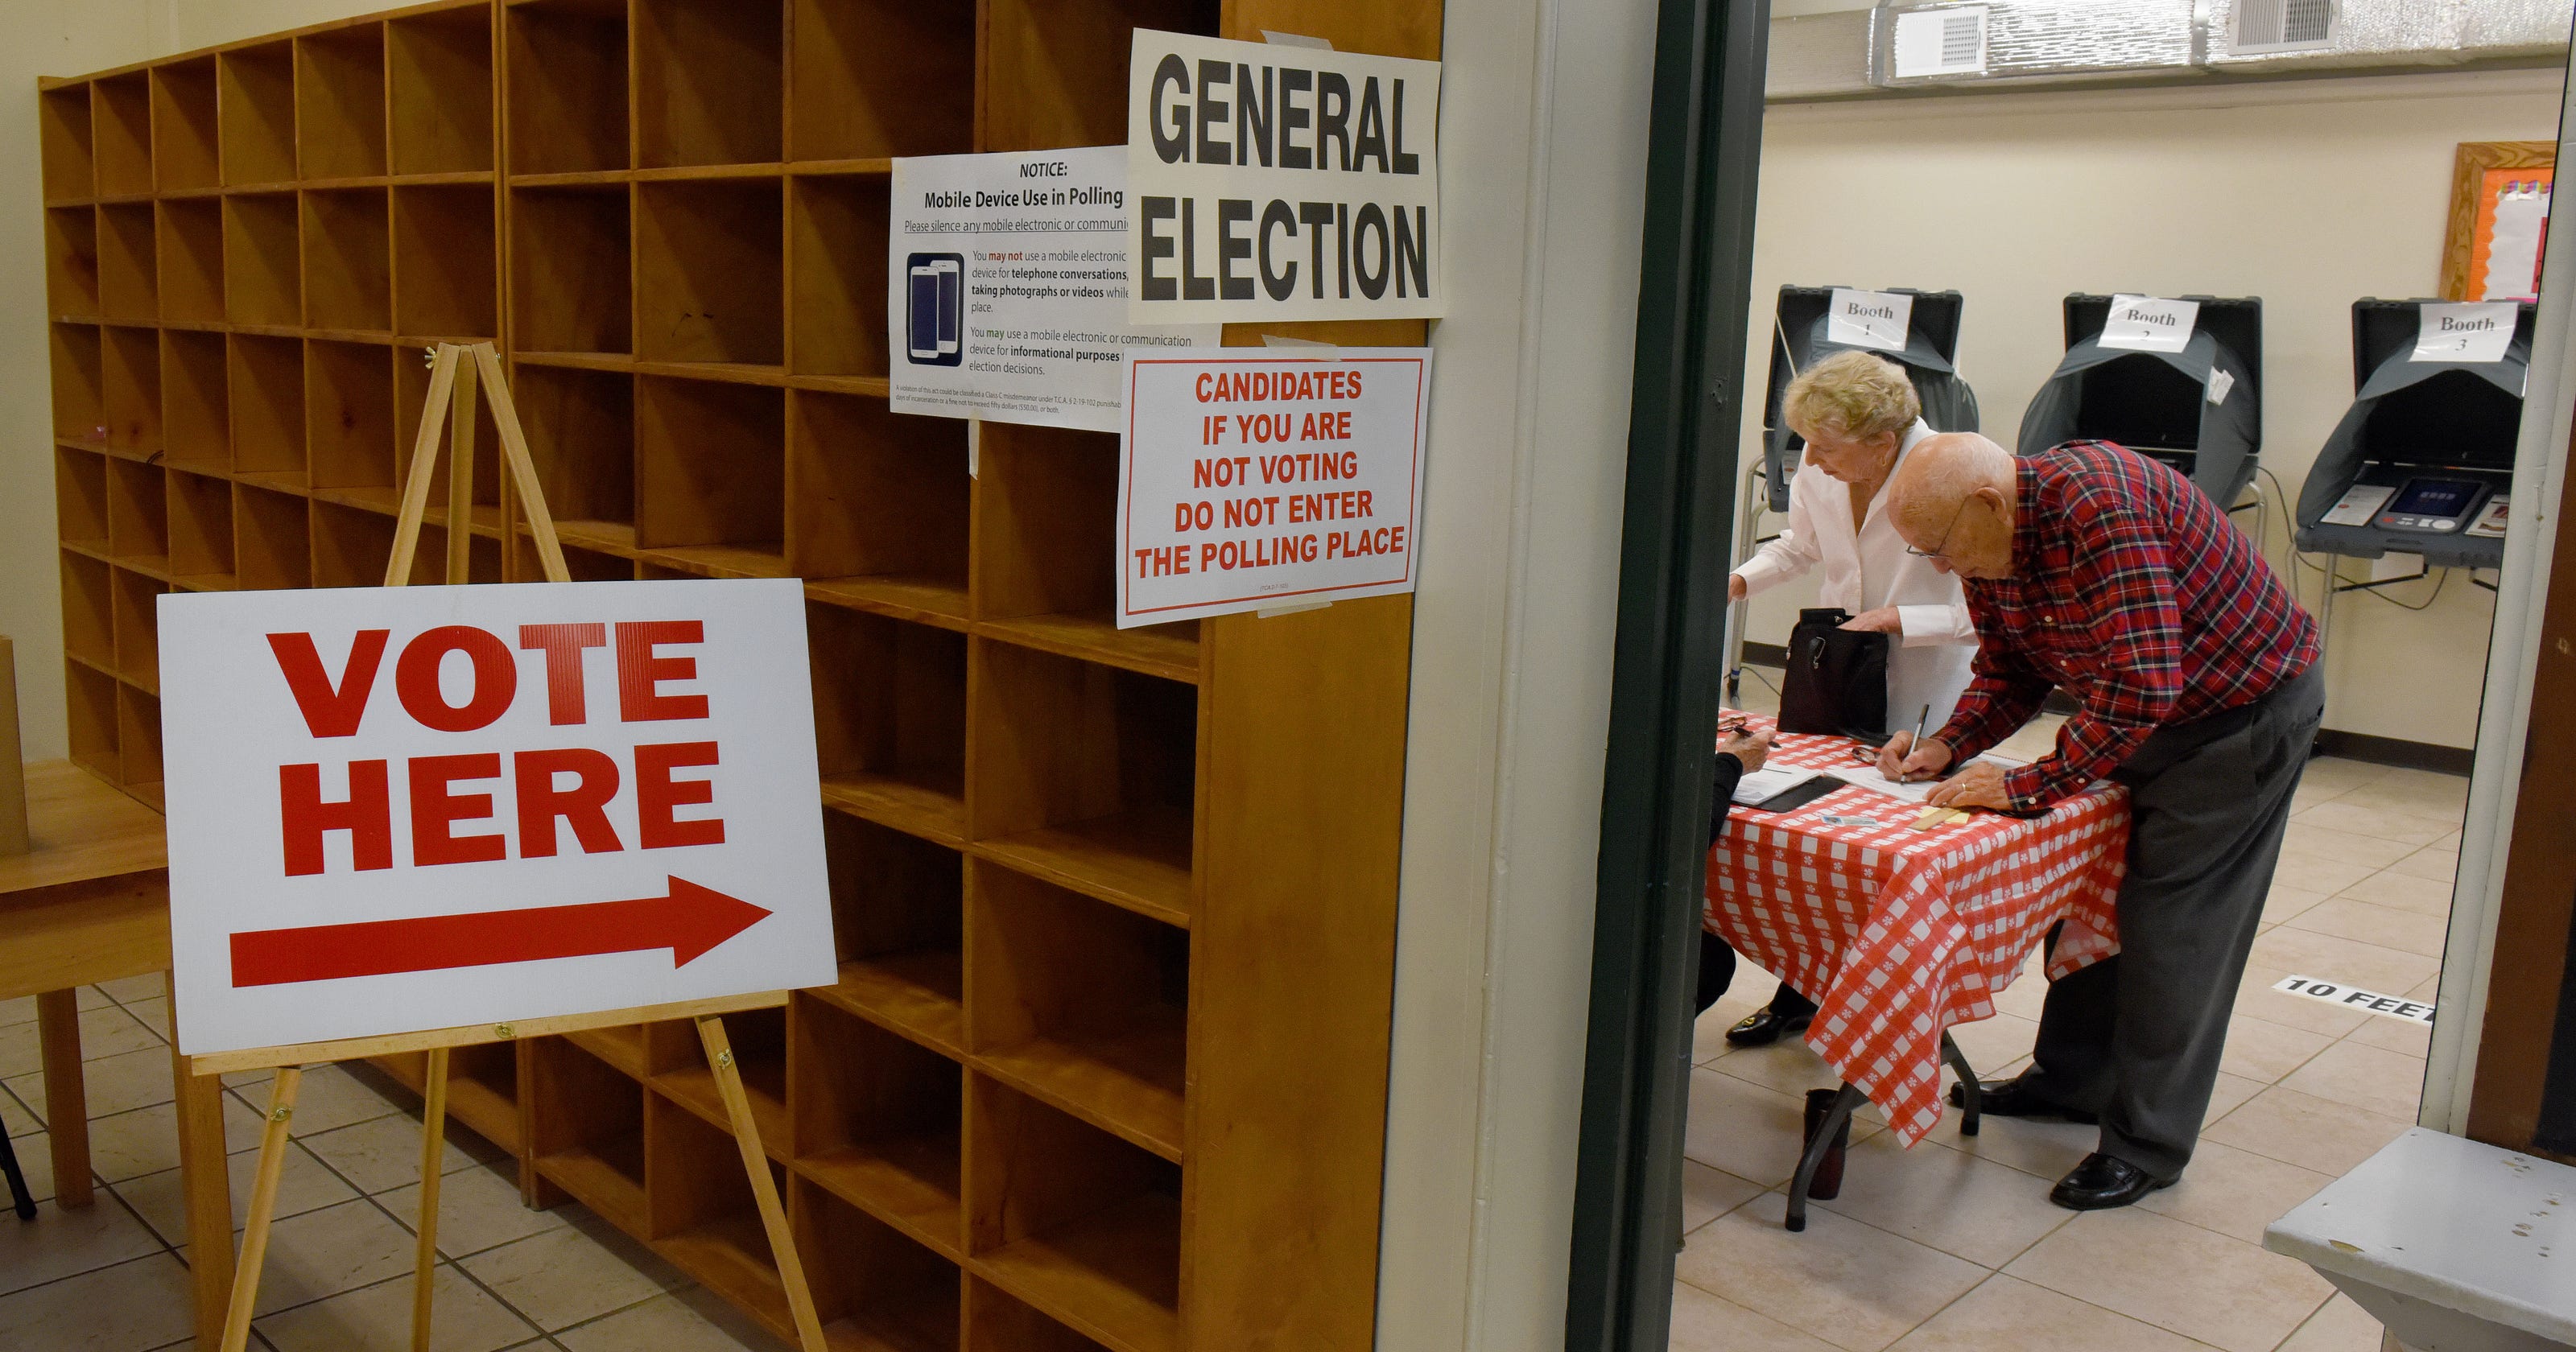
left=1377, top=0, right=1658, bottom=1347
left=1738, top=69, right=2566, bottom=749
left=4, top=0, right=386, bottom=760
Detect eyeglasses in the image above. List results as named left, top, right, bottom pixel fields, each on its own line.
left=1905, top=498, right=1975, bottom=561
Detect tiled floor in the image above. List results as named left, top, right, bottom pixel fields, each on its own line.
left=0, top=708, right=2462, bottom=1352
left=0, top=983, right=786, bottom=1351
left=1678, top=687, right=2460, bottom=1352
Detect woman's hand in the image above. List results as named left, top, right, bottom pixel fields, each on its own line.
left=1839, top=607, right=1901, bottom=633
left=1728, top=575, right=1748, bottom=603
left=1719, top=728, right=1774, bottom=773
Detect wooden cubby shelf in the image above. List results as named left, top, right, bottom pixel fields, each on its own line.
left=43, top=2, right=1426, bottom=1345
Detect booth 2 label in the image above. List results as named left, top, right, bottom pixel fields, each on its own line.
left=157, top=579, right=835, bottom=1057
left=1119, top=348, right=1431, bottom=625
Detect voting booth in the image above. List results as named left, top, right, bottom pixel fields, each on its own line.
left=2296, top=298, right=2533, bottom=571
left=1760, top=286, right=1981, bottom=512
left=2017, top=294, right=2264, bottom=508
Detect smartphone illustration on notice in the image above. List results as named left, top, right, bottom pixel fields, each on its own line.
left=906, top=253, right=964, bottom=366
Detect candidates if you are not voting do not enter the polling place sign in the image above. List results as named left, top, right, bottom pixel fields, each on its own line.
left=158, top=579, right=836, bottom=1060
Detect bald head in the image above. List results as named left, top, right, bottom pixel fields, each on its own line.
left=1887, top=433, right=2019, bottom=579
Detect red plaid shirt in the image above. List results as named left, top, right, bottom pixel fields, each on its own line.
left=1935, top=441, right=2318, bottom=807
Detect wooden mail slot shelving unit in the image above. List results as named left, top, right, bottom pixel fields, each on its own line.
left=40, top=0, right=1433, bottom=1347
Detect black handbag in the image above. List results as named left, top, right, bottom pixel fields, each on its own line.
left=1777, top=608, right=1889, bottom=736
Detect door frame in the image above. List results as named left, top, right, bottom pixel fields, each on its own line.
left=1563, top=0, right=1773, bottom=1346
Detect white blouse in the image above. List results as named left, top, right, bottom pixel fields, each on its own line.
left=1733, top=421, right=1979, bottom=729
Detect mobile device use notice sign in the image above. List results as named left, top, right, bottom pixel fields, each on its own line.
left=158, top=579, right=836, bottom=1057
left=1128, top=31, right=1443, bottom=324
left=1119, top=348, right=1431, bottom=626
left=890, top=146, right=1216, bottom=433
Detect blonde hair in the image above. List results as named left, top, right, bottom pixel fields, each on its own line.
left=1783, top=349, right=1922, bottom=443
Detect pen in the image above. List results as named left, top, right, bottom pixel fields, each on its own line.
left=1903, top=703, right=1930, bottom=781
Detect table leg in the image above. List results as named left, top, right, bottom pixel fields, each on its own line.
left=35, top=989, right=90, bottom=1209
left=1785, top=1084, right=1867, bottom=1233
left=1941, top=1031, right=1980, bottom=1137
left=169, top=973, right=233, bottom=1352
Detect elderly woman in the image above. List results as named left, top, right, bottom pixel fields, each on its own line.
left=1718, top=348, right=1978, bottom=1047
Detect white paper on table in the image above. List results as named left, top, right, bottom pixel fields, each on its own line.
left=1819, top=752, right=2026, bottom=804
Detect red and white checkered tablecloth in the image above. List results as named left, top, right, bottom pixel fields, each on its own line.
left=1706, top=715, right=2129, bottom=1145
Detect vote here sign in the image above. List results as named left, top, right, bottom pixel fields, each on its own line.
left=158, top=579, right=834, bottom=1058
left=1119, top=348, right=1430, bottom=626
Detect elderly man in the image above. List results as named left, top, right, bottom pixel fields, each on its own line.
left=1875, top=433, right=2324, bottom=1210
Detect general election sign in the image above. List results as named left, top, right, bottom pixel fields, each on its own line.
left=1128, top=31, right=1443, bottom=324
left=159, top=579, right=835, bottom=1057
left=1120, top=348, right=1430, bottom=625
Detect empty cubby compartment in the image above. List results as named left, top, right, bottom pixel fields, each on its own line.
left=223, top=192, right=301, bottom=327
left=89, top=74, right=152, bottom=198
left=635, top=179, right=783, bottom=365
left=634, top=0, right=782, bottom=167
left=530, top=1036, right=649, bottom=1230
left=59, top=550, right=114, bottom=668
left=968, top=639, right=1199, bottom=923
left=969, top=1279, right=1118, bottom=1352
left=119, top=685, right=164, bottom=798
left=52, top=324, right=105, bottom=443
left=105, top=455, right=167, bottom=565
left=151, top=58, right=221, bottom=192
left=789, top=394, right=967, bottom=616
left=157, top=198, right=226, bottom=323
left=505, top=0, right=629, bottom=174
left=795, top=1178, right=962, bottom=1347
left=100, top=324, right=161, bottom=451
left=227, top=335, right=306, bottom=481
left=387, top=6, right=494, bottom=174
left=56, top=448, right=109, bottom=550
left=159, top=330, right=229, bottom=468
left=981, top=0, right=1220, bottom=152
left=792, top=995, right=964, bottom=1251
left=786, top=176, right=887, bottom=377
left=218, top=42, right=298, bottom=187
left=39, top=84, right=93, bottom=201
left=44, top=208, right=99, bottom=318
left=788, top=0, right=972, bottom=161
left=95, top=203, right=157, bottom=321
left=303, top=188, right=392, bottom=332
left=510, top=186, right=630, bottom=353
left=296, top=24, right=387, bottom=179
left=965, top=1075, right=1182, bottom=1351
left=111, top=567, right=165, bottom=686
left=820, top=811, right=965, bottom=1050
left=968, top=859, right=1187, bottom=1158
left=634, top=377, right=785, bottom=559
left=167, top=468, right=236, bottom=584
left=64, top=658, right=119, bottom=778
left=305, top=340, right=399, bottom=494
left=808, top=604, right=966, bottom=837
left=233, top=483, right=312, bottom=591
left=392, top=185, right=499, bottom=337
left=512, top=363, right=635, bottom=533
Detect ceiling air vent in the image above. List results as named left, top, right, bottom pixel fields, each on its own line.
left=2231, top=0, right=2336, bottom=53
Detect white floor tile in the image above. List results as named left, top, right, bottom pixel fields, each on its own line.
left=1677, top=1198, right=1988, bottom=1352
left=2003, top=1206, right=2331, bottom=1352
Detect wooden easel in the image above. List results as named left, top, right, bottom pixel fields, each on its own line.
left=201, top=343, right=828, bottom=1352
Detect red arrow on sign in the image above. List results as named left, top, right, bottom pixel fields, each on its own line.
left=229, top=877, right=771, bottom=988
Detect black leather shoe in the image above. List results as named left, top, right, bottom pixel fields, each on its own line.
left=1725, top=1006, right=1814, bottom=1048
left=1948, top=1074, right=2098, bottom=1124
left=2049, top=1152, right=2174, bottom=1210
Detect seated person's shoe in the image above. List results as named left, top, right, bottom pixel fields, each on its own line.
left=2049, top=1152, right=2173, bottom=1210
left=1725, top=1004, right=1814, bottom=1048
left=1948, top=1073, right=2099, bottom=1123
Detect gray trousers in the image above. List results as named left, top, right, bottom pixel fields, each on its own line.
left=2021, top=662, right=2326, bottom=1181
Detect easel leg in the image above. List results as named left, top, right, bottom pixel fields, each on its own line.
left=219, top=1067, right=303, bottom=1352
left=411, top=1047, right=450, bottom=1352
left=35, top=989, right=91, bottom=1208
left=170, top=972, right=233, bottom=1351
left=695, top=1016, right=827, bottom=1352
